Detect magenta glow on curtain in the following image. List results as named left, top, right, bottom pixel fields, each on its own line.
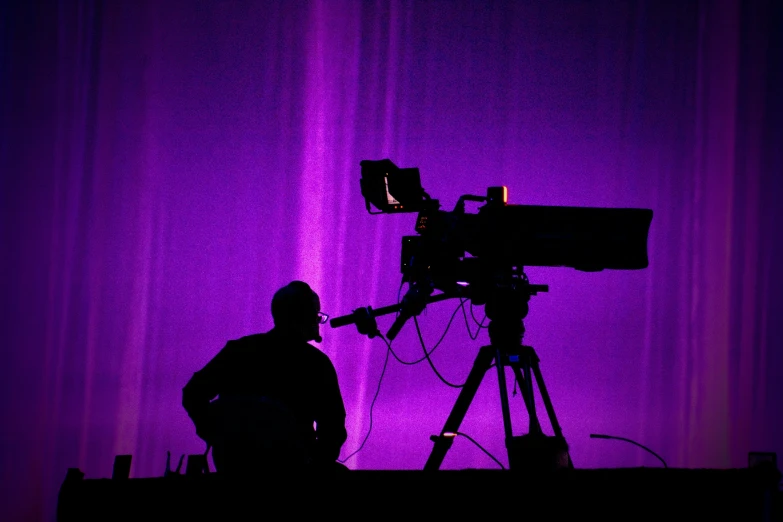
left=2, top=1, right=781, bottom=519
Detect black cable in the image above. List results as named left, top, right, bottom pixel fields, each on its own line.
left=339, top=297, right=470, bottom=460
left=339, top=336, right=392, bottom=464
left=463, top=300, right=486, bottom=340
left=462, top=300, right=479, bottom=340
left=414, top=315, right=464, bottom=388
left=388, top=298, right=466, bottom=366
left=396, top=279, right=405, bottom=318
left=386, top=342, right=423, bottom=366
left=386, top=342, right=427, bottom=366
left=451, top=432, right=505, bottom=469
left=469, top=301, right=487, bottom=330
left=589, top=433, right=668, bottom=468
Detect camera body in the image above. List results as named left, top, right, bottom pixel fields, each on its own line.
left=360, top=159, right=653, bottom=296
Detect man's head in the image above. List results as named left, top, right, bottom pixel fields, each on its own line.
left=271, top=281, right=324, bottom=343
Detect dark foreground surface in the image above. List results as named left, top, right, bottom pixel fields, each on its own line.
left=58, top=466, right=782, bottom=521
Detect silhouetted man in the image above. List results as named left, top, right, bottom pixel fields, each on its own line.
left=182, top=281, right=348, bottom=475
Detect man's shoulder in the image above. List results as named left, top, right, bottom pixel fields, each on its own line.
left=226, top=332, right=334, bottom=366
left=302, top=344, right=339, bottom=374
left=231, top=332, right=268, bottom=345
left=219, top=332, right=269, bottom=355
left=304, top=342, right=332, bottom=360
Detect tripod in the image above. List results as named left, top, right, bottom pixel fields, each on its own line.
left=424, top=282, right=573, bottom=472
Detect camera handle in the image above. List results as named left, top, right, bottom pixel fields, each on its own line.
left=330, top=292, right=456, bottom=339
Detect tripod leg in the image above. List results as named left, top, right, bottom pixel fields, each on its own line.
left=495, top=347, right=515, bottom=443
left=510, top=364, right=543, bottom=435
left=529, top=350, right=574, bottom=468
left=529, top=358, right=564, bottom=438
left=424, top=345, right=496, bottom=471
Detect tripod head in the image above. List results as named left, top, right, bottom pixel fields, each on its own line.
left=330, top=266, right=548, bottom=344
left=483, top=272, right=547, bottom=347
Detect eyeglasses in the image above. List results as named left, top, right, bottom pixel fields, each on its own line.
left=317, top=312, right=329, bottom=324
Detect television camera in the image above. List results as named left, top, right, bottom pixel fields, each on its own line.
left=331, top=159, right=653, bottom=471
left=333, top=159, right=652, bottom=339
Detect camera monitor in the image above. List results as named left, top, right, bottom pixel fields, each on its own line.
left=360, top=159, right=431, bottom=214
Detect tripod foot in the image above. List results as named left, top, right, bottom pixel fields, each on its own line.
left=508, top=433, right=571, bottom=473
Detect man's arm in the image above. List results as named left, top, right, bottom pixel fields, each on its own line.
left=313, top=356, right=348, bottom=464
left=182, top=344, right=231, bottom=444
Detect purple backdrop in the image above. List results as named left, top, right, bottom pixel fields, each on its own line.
left=2, top=0, right=782, bottom=519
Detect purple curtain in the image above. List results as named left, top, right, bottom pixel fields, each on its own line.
left=2, top=0, right=781, bottom=519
